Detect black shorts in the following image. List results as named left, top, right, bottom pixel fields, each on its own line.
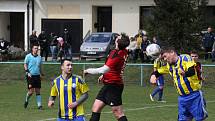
left=26, top=75, right=41, bottom=89
left=96, top=84, right=124, bottom=106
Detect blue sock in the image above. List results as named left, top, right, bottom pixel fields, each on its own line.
left=151, top=87, right=160, bottom=97
left=36, top=94, right=42, bottom=107
left=158, top=89, right=163, bottom=101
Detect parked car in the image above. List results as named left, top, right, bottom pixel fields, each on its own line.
left=80, top=32, right=119, bottom=60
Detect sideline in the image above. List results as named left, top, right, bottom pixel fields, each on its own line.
left=38, top=100, right=215, bottom=121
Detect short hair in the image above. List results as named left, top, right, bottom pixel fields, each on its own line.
left=61, top=59, right=72, bottom=65
left=160, top=46, right=176, bottom=55
left=31, top=43, right=39, bottom=49
left=190, top=50, right=198, bottom=55
left=118, top=33, right=130, bottom=50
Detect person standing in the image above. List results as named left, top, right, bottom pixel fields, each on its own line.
left=49, top=32, right=58, bottom=61
left=24, top=44, right=43, bottom=109
left=38, top=31, right=49, bottom=61
left=202, top=27, right=215, bottom=60
left=48, top=59, right=89, bottom=121
left=149, top=55, right=166, bottom=102
left=150, top=47, right=208, bottom=121
left=84, top=33, right=130, bottom=121
left=29, top=30, right=38, bottom=48
left=63, top=28, right=72, bottom=60
left=190, top=50, right=204, bottom=85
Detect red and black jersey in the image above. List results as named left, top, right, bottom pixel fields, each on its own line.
left=195, top=62, right=203, bottom=80
left=103, top=49, right=128, bottom=85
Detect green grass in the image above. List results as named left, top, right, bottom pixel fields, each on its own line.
left=0, top=81, right=215, bottom=121
left=0, top=62, right=215, bottom=121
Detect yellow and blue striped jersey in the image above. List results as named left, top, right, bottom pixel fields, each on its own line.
left=157, top=54, right=202, bottom=96
left=50, top=75, right=89, bottom=119
left=153, top=58, right=167, bottom=69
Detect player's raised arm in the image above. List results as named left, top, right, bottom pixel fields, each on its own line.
left=83, top=65, right=110, bottom=75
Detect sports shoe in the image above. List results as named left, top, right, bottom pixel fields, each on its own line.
left=38, top=106, right=43, bottom=110
left=24, top=101, right=28, bottom=108
left=149, top=94, right=154, bottom=102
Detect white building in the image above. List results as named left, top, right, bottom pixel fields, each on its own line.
left=0, top=0, right=215, bottom=52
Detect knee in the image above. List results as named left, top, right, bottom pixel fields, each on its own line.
left=112, top=107, right=124, bottom=119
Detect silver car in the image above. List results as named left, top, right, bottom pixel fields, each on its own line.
left=80, top=32, right=119, bottom=60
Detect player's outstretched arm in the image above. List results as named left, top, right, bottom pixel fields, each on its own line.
left=83, top=65, right=110, bottom=75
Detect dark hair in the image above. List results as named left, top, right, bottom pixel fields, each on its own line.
left=118, top=33, right=130, bottom=50
left=61, top=59, right=72, bottom=65
left=31, top=43, right=39, bottom=49
left=190, top=50, right=198, bottom=55
left=160, top=46, right=176, bottom=55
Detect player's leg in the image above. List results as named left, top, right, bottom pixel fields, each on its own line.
left=108, top=84, right=127, bottom=121
left=89, top=99, right=106, bottom=121
left=157, top=76, right=164, bottom=101
left=111, top=105, right=127, bottom=121
left=189, top=91, right=208, bottom=121
left=178, top=95, right=193, bottom=121
left=34, top=75, right=42, bottom=109
left=89, top=85, right=109, bottom=121
left=24, top=76, right=34, bottom=108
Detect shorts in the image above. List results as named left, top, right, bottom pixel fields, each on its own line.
left=57, top=116, right=86, bottom=121
left=178, top=91, right=208, bottom=121
left=157, top=75, right=164, bottom=86
left=96, top=84, right=124, bottom=106
left=26, top=75, right=41, bottom=89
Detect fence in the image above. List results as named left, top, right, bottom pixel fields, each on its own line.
left=0, top=62, right=215, bottom=87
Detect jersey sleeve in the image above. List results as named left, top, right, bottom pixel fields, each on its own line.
left=50, top=80, right=58, bottom=97
left=24, top=54, right=29, bottom=64
left=77, top=78, right=89, bottom=94
left=153, top=58, right=158, bottom=68
left=157, top=64, right=169, bottom=74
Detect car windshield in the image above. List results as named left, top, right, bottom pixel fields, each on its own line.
left=85, top=34, right=111, bottom=43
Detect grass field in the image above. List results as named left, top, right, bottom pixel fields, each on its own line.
left=0, top=80, right=215, bottom=121
left=0, top=62, right=215, bottom=121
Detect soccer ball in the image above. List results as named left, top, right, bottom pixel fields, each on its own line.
left=146, top=44, right=161, bottom=59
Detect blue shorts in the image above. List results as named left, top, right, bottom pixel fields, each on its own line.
left=157, top=75, right=164, bottom=86
left=178, top=91, right=208, bottom=121
left=57, top=116, right=86, bottom=121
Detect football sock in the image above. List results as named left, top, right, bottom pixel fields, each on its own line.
left=158, top=89, right=163, bottom=101
left=25, top=92, right=32, bottom=102
left=151, top=87, right=160, bottom=97
left=36, top=94, right=42, bottom=107
left=118, top=116, right=128, bottom=121
left=89, top=112, right=101, bottom=121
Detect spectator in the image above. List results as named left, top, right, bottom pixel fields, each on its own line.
left=29, top=30, right=38, bottom=48
left=38, top=31, right=49, bottom=61
left=127, top=37, right=137, bottom=62
left=49, top=33, right=58, bottom=62
left=57, top=37, right=65, bottom=62
left=141, top=35, right=150, bottom=62
left=212, top=41, right=215, bottom=62
left=134, top=30, right=144, bottom=62
left=62, top=28, right=72, bottom=60
left=0, top=39, right=10, bottom=61
left=202, top=27, right=215, bottom=60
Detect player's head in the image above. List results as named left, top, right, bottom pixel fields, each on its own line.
left=61, top=59, right=73, bottom=75
left=31, top=43, right=39, bottom=55
left=115, top=33, right=130, bottom=50
left=160, top=47, right=178, bottom=65
left=190, top=50, right=199, bottom=62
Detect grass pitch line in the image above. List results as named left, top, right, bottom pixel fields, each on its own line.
left=38, top=100, right=215, bottom=121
